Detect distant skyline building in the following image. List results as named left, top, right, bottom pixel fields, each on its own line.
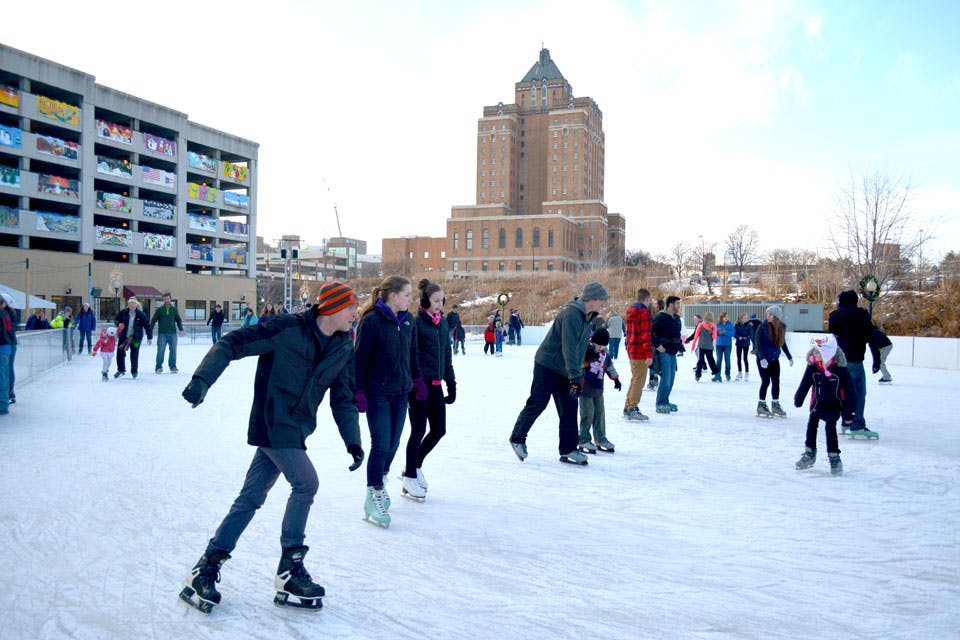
left=444, top=47, right=625, bottom=275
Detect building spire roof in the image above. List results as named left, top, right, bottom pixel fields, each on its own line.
left=521, top=47, right=565, bottom=83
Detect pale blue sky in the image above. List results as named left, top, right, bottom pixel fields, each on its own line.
left=4, top=0, right=958, bottom=261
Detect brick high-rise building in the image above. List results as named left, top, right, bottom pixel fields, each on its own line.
left=446, top=48, right=625, bottom=275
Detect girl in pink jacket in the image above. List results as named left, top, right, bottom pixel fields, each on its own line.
left=690, top=312, right=722, bottom=382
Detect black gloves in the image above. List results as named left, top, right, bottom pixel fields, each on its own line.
left=568, top=378, right=582, bottom=398
left=182, top=377, right=209, bottom=408
left=613, top=377, right=622, bottom=391
left=347, top=444, right=365, bottom=471
left=872, top=363, right=880, bottom=374
left=444, top=382, right=457, bottom=405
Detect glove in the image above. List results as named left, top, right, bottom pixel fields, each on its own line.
left=613, top=377, right=622, bottom=391
left=872, top=363, right=880, bottom=374
left=347, top=444, right=365, bottom=472
left=182, top=377, right=209, bottom=408
left=355, top=390, right=367, bottom=413
left=568, top=378, right=582, bottom=398
left=413, top=377, right=428, bottom=402
left=91, top=350, right=98, bottom=357
left=444, top=382, right=457, bottom=405
left=760, top=358, right=769, bottom=369
left=788, top=358, right=794, bottom=367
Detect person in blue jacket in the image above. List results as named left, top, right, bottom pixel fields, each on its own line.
left=353, top=275, right=425, bottom=528
left=75, top=302, right=97, bottom=354
left=714, top=311, right=734, bottom=381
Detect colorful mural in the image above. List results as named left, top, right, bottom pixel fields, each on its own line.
left=97, top=156, right=133, bottom=178
left=143, top=200, right=175, bottom=220
left=0, top=124, right=22, bottom=149
left=222, top=220, right=248, bottom=235
left=143, top=233, right=174, bottom=252
left=188, top=214, right=217, bottom=232
left=144, top=133, right=176, bottom=156
left=223, top=161, right=248, bottom=181
left=95, top=226, right=133, bottom=247
left=37, top=95, right=79, bottom=126
left=0, top=86, right=19, bottom=108
left=222, top=247, right=248, bottom=265
left=188, top=182, right=218, bottom=203
left=97, top=119, right=134, bottom=145
left=37, top=174, right=80, bottom=198
left=223, top=191, right=248, bottom=207
left=188, top=244, right=214, bottom=261
left=36, top=135, right=79, bottom=160
left=142, top=166, right=176, bottom=187
left=96, top=192, right=132, bottom=213
left=0, top=205, right=19, bottom=228
left=188, top=151, right=217, bottom=172
left=36, top=212, right=80, bottom=234
left=0, top=166, right=20, bottom=188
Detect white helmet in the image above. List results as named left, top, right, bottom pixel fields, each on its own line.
left=106, top=327, right=117, bottom=337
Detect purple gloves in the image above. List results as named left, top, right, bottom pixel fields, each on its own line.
left=413, top=377, right=428, bottom=402
left=355, top=390, right=367, bottom=413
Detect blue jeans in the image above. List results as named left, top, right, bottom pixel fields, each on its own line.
left=715, top=345, right=732, bottom=378
left=78, top=330, right=93, bottom=352
left=608, top=337, right=621, bottom=359
left=207, top=447, right=319, bottom=554
left=8, top=343, right=15, bottom=399
left=847, top=361, right=867, bottom=429
left=0, top=345, right=10, bottom=413
left=655, top=351, right=677, bottom=407
left=210, top=325, right=222, bottom=343
left=365, top=393, right=409, bottom=487
left=155, top=333, right=178, bottom=369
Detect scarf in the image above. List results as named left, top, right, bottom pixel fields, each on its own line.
left=422, top=307, right=442, bottom=325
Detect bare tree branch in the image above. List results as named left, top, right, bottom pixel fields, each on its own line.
left=725, top=225, right=760, bottom=280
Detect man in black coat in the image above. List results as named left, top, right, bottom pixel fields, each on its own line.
left=828, top=289, right=880, bottom=437
left=446, top=304, right=463, bottom=354
left=179, top=281, right=364, bottom=614
left=114, top=297, right=152, bottom=378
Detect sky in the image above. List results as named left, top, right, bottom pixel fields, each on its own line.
left=4, top=0, right=959, bottom=261
left=1, top=335, right=958, bottom=638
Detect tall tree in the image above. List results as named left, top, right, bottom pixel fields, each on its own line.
left=830, top=168, right=927, bottom=287
left=663, top=242, right=691, bottom=283
left=724, top=225, right=760, bottom=280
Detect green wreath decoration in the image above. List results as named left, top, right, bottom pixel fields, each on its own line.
left=496, top=293, right=510, bottom=307
left=858, top=274, right=881, bottom=302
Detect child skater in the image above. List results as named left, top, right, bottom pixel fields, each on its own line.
left=354, top=275, right=425, bottom=528
left=793, top=335, right=855, bottom=476
left=577, top=328, right=622, bottom=454
left=755, top=305, right=794, bottom=417
left=689, top=312, right=721, bottom=382
left=401, top=279, right=456, bottom=501
left=483, top=317, right=496, bottom=355
left=91, top=324, right=123, bottom=381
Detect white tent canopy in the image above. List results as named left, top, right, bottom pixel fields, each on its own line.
left=0, top=283, right=57, bottom=309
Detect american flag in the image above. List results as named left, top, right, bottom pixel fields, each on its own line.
left=143, top=166, right=162, bottom=183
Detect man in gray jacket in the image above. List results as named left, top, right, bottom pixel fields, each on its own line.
left=178, top=281, right=364, bottom=614
left=509, top=281, right=609, bottom=465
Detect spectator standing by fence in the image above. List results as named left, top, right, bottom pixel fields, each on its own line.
left=207, top=304, right=225, bottom=344
left=75, top=302, right=97, bottom=354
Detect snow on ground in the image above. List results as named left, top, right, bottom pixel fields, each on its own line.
left=1, top=336, right=958, bottom=640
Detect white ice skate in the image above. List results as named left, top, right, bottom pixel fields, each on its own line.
left=401, top=475, right=426, bottom=501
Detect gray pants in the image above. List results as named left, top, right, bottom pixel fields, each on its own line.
left=155, top=333, right=178, bottom=370
left=206, top=447, right=319, bottom=555
left=878, top=345, right=893, bottom=380
left=579, top=394, right=607, bottom=444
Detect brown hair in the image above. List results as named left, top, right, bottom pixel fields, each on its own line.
left=767, top=316, right=785, bottom=346
left=360, top=275, right=411, bottom=318
left=719, top=312, right=728, bottom=323
left=418, top=278, right=444, bottom=308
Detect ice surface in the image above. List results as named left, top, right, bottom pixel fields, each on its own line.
left=0, top=338, right=957, bottom=639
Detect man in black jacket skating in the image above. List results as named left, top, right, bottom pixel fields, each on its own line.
left=179, top=281, right=364, bottom=613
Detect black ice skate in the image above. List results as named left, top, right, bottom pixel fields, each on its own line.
left=179, top=551, right=230, bottom=614
left=274, top=545, right=325, bottom=610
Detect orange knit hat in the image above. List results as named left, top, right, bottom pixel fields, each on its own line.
left=316, top=281, right=357, bottom=315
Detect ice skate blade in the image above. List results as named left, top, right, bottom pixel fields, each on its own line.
left=179, top=586, right=215, bottom=614
left=274, top=591, right=323, bottom=610
left=848, top=431, right=879, bottom=440
left=597, top=447, right=615, bottom=453
left=401, top=489, right=425, bottom=502
left=577, top=446, right=597, bottom=454
left=362, top=515, right=390, bottom=528
left=559, top=456, right=588, bottom=466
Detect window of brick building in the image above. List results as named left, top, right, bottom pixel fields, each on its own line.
left=466, top=230, right=473, bottom=250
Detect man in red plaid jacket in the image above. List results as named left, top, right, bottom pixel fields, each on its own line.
left=623, top=288, right=654, bottom=421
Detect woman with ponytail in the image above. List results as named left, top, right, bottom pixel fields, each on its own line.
left=400, top=279, right=456, bottom=501
left=754, top=305, right=794, bottom=418
left=353, top=275, right=425, bottom=528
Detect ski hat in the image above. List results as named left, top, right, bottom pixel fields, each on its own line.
left=812, top=335, right=838, bottom=363
left=106, top=327, right=117, bottom=337
left=316, top=281, right=357, bottom=315
left=765, top=305, right=782, bottom=320
left=64, top=306, right=73, bottom=315
left=581, top=281, right=609, bottom=302
left=591, top=327, right=610, bottom=346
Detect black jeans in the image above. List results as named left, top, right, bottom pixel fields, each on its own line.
left=757, top=358, right=781, bottom=400
left=404, top=384, right=447, bottom=476
left=736, top=344, right=750, bottom=372
left=117, top=343, right=141, bottom=374
left=805, top=413, right=841, bottom=453
left=696, top=348, right=719, bottom=377
left=510, top=363, right=579, bottom=455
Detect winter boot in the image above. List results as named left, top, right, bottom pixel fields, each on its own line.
left=828, top=452, right=844, bottom=476
left=509, top=440, right=528, bottom=462
left=578, top=440, right=598, bottom=454
left=274, top=545, right=324, bottom=609
left=771, top=401, right=787, bottom=418
left=559, top=449, right=589, bottom=466
left=795, top=447, right=816, bottom=470
left=363, top=487, right=391, bottom=528
left=179, top=550, right=230, bottom=613
left=597, top=439, right=615, bottom=453
left=757, top=401, right=773, bottom=418
left=401, top=475, right=426, bottom=501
